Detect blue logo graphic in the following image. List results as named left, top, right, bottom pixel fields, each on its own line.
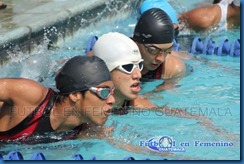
left=139, top=136, right=186, bottom=152
left=159, top=136, right=172, bottom=148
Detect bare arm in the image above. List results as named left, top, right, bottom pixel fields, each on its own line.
left=150, top=54, right=188, bottom=92
left=162, top=54, right=186, bottom=80
left=127, top=101, right=238, bottom=141
left=0, top=78, right=47, bottom=106
left=130, top=96, right=157, bottom=109
left=170, top=50, right=193, bottom=60
left=108, top=139, right=198, bottom=160
left=178, top=5, right=221, bottom=32
left=77, top=124, right=198, bottom=160
left=152, top=106, right=238, bottom=140
left=0, top=78, right=48, bottom=131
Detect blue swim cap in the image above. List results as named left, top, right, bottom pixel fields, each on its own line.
left=139, top=0, right=178, bottom=24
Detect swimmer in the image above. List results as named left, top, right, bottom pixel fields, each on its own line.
left=87, top=32, right=192, bottom=120
left=91, top=32, right=156, bottom=112
left=85, top=34, right=235, bottom=144
left=139, top=0, right=192, bottom=60
left=178, top=0, right=240, bottom=32
left=139, top=0, right=179, bottom=30
left=133, top=8, right=190, bottom=91
left=0, top=56, right=115, bottom=142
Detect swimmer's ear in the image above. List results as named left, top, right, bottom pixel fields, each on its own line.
left=68, top=92, right=82, bottom=102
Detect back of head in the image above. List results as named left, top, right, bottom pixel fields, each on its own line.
left=55, top=55, right=111, bottom=95
left=139, top=0, right=178, bottom=24
left=133, top=8, right=174, bottom=44
left=93, top=32, right=141, bottom=71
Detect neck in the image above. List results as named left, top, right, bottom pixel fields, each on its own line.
left=141, top=67, right=149, bottom=75
left=51, top=101, right=85, bottom=131
left=113, top=90, right=127, bottom=107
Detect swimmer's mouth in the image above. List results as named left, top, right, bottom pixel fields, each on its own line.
left=131, top=82, right=141, bottom=93
left=131, top=82, right=140, bottom=88
left=152, top=63, right=160, bottom=67
left=104, top=108, right=112, bottom=117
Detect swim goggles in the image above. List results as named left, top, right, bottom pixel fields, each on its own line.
left=143, top=44, right=173, bottom=56
left=116, top=59, right=144, bottom=74
left=89, top=87, right=115, bottom=100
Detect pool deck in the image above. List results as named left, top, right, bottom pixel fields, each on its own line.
left=0, top=0, right=115, bottom=35
left=0, top=0, right=135, bottom=64
left=1, top=0, right=84, bottom=38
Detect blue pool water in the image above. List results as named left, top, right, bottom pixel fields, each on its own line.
left=0, top=0, right=240, bottom=160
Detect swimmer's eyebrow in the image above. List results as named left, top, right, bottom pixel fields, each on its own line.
left=145, top=45, right=160, bottom=49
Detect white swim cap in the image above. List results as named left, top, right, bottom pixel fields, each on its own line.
left=233, top=0, right=240, bottom=6
left=93, top=32, right=141, bottom=71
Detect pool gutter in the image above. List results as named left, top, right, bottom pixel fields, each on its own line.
left=0, top=0, right=136, bottom=65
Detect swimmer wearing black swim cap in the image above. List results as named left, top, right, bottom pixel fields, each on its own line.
left=55, top=55, right=111, bottom=95
left=0, top=55, right=115, bottom=142
left=133, top=8, right=174, bottom=44
left=132, top=8, right=187, bottom=87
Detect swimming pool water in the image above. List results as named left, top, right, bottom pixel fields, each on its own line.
left=0, top=0, right=240, bottom=160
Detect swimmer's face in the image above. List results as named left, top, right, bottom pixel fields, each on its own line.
left=138, top=42, right=173, bottom=71
left=111, top=60, right=142, bottom=101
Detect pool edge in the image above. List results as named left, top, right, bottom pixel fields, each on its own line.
left=0, top=0, right=134, bottom=65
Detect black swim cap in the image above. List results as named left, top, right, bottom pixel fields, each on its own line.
left=133, top=8, right=174, bottom=44
left=55, top=56, right=111, bottom=95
